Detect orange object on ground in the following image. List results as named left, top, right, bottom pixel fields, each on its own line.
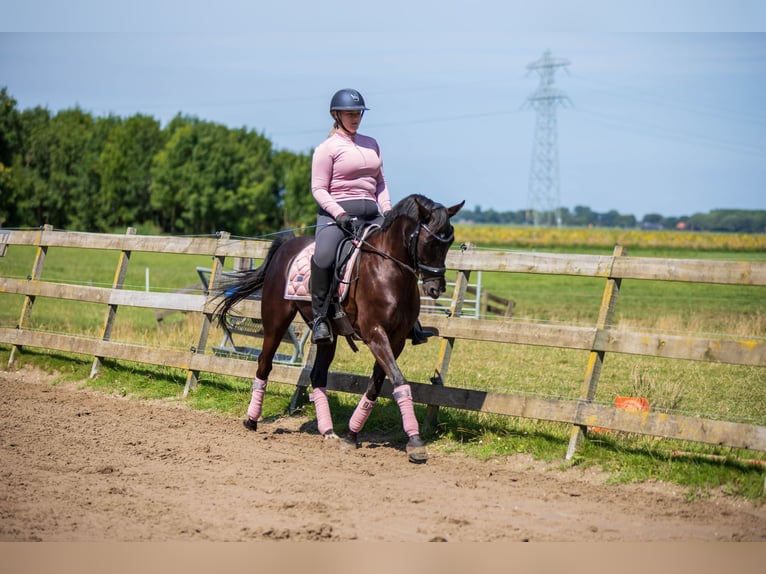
left=591, top=396, right=649, bottom=433
left=614, top=396, right=650, bottom=411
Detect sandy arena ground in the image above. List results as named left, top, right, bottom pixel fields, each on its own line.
left=1, top=366, right=765, bottom=542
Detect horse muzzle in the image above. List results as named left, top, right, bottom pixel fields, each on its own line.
left=421, top=276, right=446, bottom=299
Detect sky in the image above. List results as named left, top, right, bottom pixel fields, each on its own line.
left=1, top=1, right=765, bottom=221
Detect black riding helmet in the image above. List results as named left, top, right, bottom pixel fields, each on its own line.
left=330, top=89, right=369, bottom=133
left=330, top=88, right=369, bottom=112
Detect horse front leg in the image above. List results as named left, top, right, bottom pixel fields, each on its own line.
left=344, top=362, right=387, bottom=447
left=364, top=328, right=428, bottom=463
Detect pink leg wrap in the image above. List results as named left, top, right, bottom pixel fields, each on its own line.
left=393, top=384, right=419, bottom=437
left=246, top=377, right=267, bottom=421
left=349, top=396, right=376, bottom=433
left=310, top=387, right=334, bottom=435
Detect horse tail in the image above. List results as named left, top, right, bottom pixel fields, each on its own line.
left=213, top=232, right=293, bottom=325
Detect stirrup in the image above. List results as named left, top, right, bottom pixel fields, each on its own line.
left=312, top=318, right=333, bottom=344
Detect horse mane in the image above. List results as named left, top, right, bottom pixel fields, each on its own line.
left=380, top=194, right=448, bottom=232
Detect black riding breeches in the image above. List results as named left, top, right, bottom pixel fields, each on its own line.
left=313, top=199, right=384, bottom=268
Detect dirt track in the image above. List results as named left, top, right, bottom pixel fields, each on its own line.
left=1, top=366, right=765, bottom=542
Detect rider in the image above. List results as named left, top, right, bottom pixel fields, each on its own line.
left=309, top=88, right=392, bottom=344
left=310, top=88, right=435, bottom=346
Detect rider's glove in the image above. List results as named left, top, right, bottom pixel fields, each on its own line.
left=336, top=213, right=355, bottom=234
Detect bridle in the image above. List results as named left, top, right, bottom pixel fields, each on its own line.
left=355, top=218, right=453, bottom=281
left=407, top=222, right=454, bottom=279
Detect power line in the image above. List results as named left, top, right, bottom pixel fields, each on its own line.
left=575, top=106, right=766, bottom=157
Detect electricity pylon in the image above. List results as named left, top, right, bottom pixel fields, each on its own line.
left=524, top=49, right=571, bottom=227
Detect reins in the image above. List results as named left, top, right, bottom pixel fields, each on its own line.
left=354, top=219, right=453, bottom=280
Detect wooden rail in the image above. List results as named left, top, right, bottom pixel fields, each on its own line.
left=1, top=228, right=764, bottom=460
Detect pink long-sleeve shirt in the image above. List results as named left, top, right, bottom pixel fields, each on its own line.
left=311, top=129, right=392, bottom=219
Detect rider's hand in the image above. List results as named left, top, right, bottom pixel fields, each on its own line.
left=336, top=213, right=355, bottom=233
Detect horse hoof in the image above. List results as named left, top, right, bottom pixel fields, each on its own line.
left=406, top=434, right=428, bottom=464
left=323, top=430, right=340, bottom=440
left=243, top=418, right=258, bottom=432
left=343, top=431, right=361, bottom=449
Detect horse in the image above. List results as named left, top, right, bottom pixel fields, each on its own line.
left=215, top=194, right=463, bottom=463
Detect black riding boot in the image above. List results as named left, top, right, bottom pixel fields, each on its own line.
left=310, top=258, right=334, bottom=345
left=410, top=319, right=437, bottom=345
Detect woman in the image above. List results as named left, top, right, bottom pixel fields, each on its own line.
left=309, top=88, right=392, bottom=344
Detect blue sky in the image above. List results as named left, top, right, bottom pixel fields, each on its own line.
left=1, top=2, right=765, bottom=220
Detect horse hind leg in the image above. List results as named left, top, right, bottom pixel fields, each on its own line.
left=242, top=333, right=287, bottom=431
left=243, top=377, right=267, bottom=431
left=309, top=341, right=340, bottom=439
left=243, top=306, right=298, bottom=432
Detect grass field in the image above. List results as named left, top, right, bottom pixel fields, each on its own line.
left=1, top=227, right=765, bottom=499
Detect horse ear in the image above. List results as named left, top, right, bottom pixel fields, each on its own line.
left=447, top=200, right=465, bottom=218
left=414, top=196, right=431, bottom=220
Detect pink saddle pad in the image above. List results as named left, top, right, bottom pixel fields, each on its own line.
left=283, top=226, right=378, bottom=303
left=283, top=242, right=358, bottom=302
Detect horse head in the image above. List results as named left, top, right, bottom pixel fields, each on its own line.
left=409, top=195, right=464, bottom=299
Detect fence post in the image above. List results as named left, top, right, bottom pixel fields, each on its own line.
left=90, top=227, right=136, bottom=379
left=184, top=231, right=230, bottom=397
left=8, top=224, right=53, bottom=367
left=422, top=244, right=474, bottom=435
left=565, top=244, right=625, bottom=460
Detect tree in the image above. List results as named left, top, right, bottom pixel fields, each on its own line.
left=150, top=117, right=281, bottom=235
left=0, top=88, right=22, bottom=226
left=66, top=113, right=119, bottom=231
left=274, top=149, right=314, bottom=232
left=95, top=114, right=164, bottom=231
left=10, top=106, right=53, bottom=227
left=19, top=107, right=113, bottom=231
left=570, top=205, right=596, bottom=226
left=615, top=214, right=636, bottom=228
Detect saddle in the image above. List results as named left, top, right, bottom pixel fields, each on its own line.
left=284, top=225, right=379, bottom=341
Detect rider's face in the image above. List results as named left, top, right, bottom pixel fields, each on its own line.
left=336, top=110, right=362, bottom=134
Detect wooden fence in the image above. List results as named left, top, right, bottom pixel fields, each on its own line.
left=1, top=226, right=765, bottom=462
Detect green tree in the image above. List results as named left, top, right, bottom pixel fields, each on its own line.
left=96, top=114, right=164, bottom=231
left=0, top=88, right=22, bottom=226
left=10, top=106, right=53, bottom=227
left=149, top=117, right=193, bottom=233
left=615, top=214, right=637, bottom=228
left=570, top=205, right=596, bottom=226
left=29, top=107, right=113, bottom=231
left=67, top=113, right=119, bottom=231
left=274, top=149, right=314, bottom=232
left=150, top=117, right=281, bottom=235
left=641, top=213, right=664, bottom=229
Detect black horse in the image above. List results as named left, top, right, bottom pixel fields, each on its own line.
left=215, top=194, right=463, bottom=462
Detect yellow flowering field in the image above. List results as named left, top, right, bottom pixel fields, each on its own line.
left=453, top=225, right=766, bottom=252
